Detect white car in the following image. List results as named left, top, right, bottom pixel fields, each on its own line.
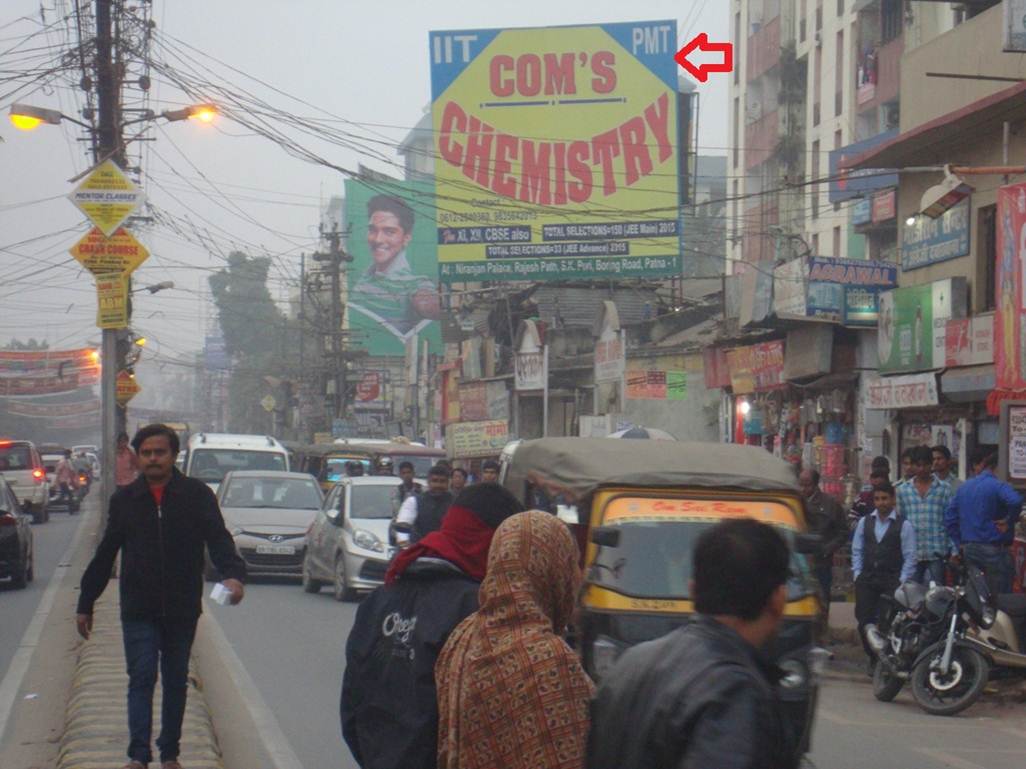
left=183, top=433, right=290, bottom=495
left=0, top=440, right=50, bottom=523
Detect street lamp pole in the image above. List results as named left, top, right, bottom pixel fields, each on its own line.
left=96, top=0, right=122, bottom=512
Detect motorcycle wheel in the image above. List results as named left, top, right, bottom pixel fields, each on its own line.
left=911, top=646, right=989, bottom=716
left=873, top=660, right=904, bottom=702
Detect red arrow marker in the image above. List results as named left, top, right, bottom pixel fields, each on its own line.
left=674, top=33, right=734, bottom=83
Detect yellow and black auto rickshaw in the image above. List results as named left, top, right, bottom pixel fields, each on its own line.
left=501, top=437, right=826, bottom=756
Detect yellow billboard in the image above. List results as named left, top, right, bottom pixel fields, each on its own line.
left=430, top=21, right=681, bottom=283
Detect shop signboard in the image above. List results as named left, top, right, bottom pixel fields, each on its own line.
left=446, top=419, right=509, bottom=458
left=486, top=380, right=510, bottom=421
left=945, top=315, right=995, bottom=368
left=458, top=381, right=489, bottom=421
left=852, top=198, right=872, bottom=226
left=996, top=182, right=1026, bottom=390
left=624, top=369, right=686, bottom=400
left=702, top=347, right=731, bottom=389
left=430, top=21, right=681, bottom=283
left=900, top=198, right=970, bottom=271
left=772, top=258, right=808, bottom=317
left=726, top=340, right=785, bottom=395
left=1006, top=404, right=1026, bottom=481
left=515, top=350, right=546, bottom=391
left=877, top=278, right=967, bottom=373
left=871, top=189, right=896, bottom=223
left=864, top=373, right=939, bottom=410
left=806, top=256, right=897, bottom=326
left=829, top=130, right=899, bottom=203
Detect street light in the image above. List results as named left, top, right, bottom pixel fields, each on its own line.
left=9, top=103, right=91, bottom=131
left=131, top=280, right=175, bottom=294
left=161, top=103, right=218, bottom=124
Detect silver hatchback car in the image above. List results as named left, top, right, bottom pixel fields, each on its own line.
left=211, top=470, right=324, bottom=580
left=302, top=476, right=400, bottom=601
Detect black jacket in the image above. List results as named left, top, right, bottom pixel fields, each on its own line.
left=77, top=469, right=245, bottom=621
left=588, top=615, right=797, bottom=769
left=341, top=558, right=479, bottom=769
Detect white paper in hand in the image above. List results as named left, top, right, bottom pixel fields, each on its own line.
left=209, top=582, right=232, bottom=606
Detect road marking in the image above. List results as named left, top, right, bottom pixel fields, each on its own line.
left=200, top=602, right=305, bottom=769
left=0, top=503, right=94, bottom=745
left=914, top=747, right=988, bottom=769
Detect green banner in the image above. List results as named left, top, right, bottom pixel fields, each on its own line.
left=344, top=179, right=442, bottom=356
left=877, top=284, right=934, bottom=373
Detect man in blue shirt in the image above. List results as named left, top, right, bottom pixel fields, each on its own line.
left=852, top=482, right=917, bottom=671
left=945, top=447, right=1023, bottom=595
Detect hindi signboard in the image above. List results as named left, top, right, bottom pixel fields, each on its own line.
left=945, top=315, right=995, bottom=368
left=446, top=419, right=510, bottom=458
left=901, top=198, right=970, bottom=271
left=430, top=21, right=681, bottom=282
left=864, top=373, right=939, bottom=410
left=726, top=340, right=785, bottom=395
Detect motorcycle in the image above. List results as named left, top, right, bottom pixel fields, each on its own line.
left=909, top=564, right=1026, bottom=716
left=865, top=581, right=950, bottom=702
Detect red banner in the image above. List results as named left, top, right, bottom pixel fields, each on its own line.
left=703, top=347, right=731, bottom=389
left=996, top=183, right=1026, bottom=391
left=726, top=340, right=785, bottom=394
left=0, top=348, right=98, bottom=372
left=5, top=399, right=100, bottom=417
left=0, top=372, right=85, bottom=397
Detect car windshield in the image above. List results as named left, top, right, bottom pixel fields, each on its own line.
left=591, top=496, right=815, bottom=602
left=222, top=477, right=322, bottom=509
left=390, top=454, right=437, bottom=477
left=349, top=484, right=397, bottom=519
left=0, top=444, right=31, bottom=471
left=189, top=449, right=286, bottom=484
left=325, top=456, right=372, bottom=481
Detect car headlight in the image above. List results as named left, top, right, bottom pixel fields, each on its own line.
left=778, top=659, right=808, bottom=690
left=592, top=635, right=624, bottom=680
left=353, top=529, right=385, bottom=553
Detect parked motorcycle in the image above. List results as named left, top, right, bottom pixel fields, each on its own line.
left=865, top=581, right=950, bottom=702
left=909, top=564, right=1026, bottom=716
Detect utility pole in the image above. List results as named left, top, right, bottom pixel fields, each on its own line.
left=96, top=0, right=125, bottom=512
left=313, top=228, right=352, bottom=433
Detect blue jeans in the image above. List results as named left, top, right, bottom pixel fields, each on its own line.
left=122, top=618, right=198, bottom=764
left=964, top=542, right=1013, bottom=596
left=914, top=557, right=947, bottom=586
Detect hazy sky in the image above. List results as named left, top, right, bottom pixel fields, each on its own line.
left=0, top=0, right=728, bottom=369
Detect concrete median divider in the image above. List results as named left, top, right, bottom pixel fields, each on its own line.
left=57, top=593, right=223, bottom=769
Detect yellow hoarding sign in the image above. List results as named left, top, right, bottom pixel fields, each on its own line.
left=430, top=21, right=681, bottom=283
left=95, top=272, right=129, bottom=329
left=116, top=369, right=140, bottom=405
left=70, top=227, right=150, bottom=275
left=68, top=159, right=146, bottom=236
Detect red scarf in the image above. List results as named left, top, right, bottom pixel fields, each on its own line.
left=384, top=505, right=495, bottom=585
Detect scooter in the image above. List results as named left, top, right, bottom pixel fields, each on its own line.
left=910, top=564, right=1026, bottom=716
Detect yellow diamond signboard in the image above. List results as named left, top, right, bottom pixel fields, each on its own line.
left=71, top=227, right=150, bottom=276
left=69, top=159, right=146, bottom=236
left=116, top=370, right=141, bottom=406
left=95, top=272, right=130, bottom=329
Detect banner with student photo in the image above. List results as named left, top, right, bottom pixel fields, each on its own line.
left=344, top=179, right=442, bottom=356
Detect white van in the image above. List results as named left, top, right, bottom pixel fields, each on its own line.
left=183, top=433, right=289, bottom=493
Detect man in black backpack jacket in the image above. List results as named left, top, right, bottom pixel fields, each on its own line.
left=76, top=424, right=245, bottom=769
left=341, top=483, right=523, bottom=769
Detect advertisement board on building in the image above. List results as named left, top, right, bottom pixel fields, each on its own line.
left=871, top=189, right=896, bottom=223
left=702, top=347, right=731, bottom=389
left=204, top=335, right=228, bottom=370
left=829, top=130, right=899, bottom=203
left=344, top=178, right=442, bottom=356
left=1008, top=405, right=1026, bottom=480
left=446, top=419, right=510, bottom=458
left=806, top=257, right=897, bottom=325
left=430, top=21, right=681, bottom=283
left=852, top=198, right=872, bottom=226
left=625, top=369, right=686, bottom=400
left=458, top=381, right=489, bottom=421
left=1004, top=0, right=1026, bottom=52
left=945, top=315, right=995, bottom=368
left=726, top=340, right=785, bottom=395
left=901, top=198, right=970, bottom=271
left=864, top=373, right=940, bottom=410
left=772, top=258, right=808, bottom=317
left=878, top=278, right=967, bottom=373
left=996, top=182, right=1026, bottom=390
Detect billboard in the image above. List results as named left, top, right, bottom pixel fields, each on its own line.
left=829, top=130, right=898, bottom=203
left=901, top=198, right=970, bottom=271
left=877, top=279, right=967, bottom=373
left=430, top=21, right=681, bottom=283
left=344, top=178, right=442, bottom=355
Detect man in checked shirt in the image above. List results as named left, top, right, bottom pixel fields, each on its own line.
left=897, top=445, right=954, bottom=586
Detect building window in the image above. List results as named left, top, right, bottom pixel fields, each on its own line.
left=816, top=1, right=823, bottom=33
left=811, top=139, right=820, bottom=219
left=734, top=12, right=741, bottom=85
left=733, top=179, right=740, bottom=242
left=833, top=226, right=842, bottom=257
left=980, top=204, right=997, bottom=311
left=837, top=0, right=844, bottom=16
left=812, top=233, right=820, bottom=255
left=733, top=97, right=740, bottom=168
left=813, top=46, right=822, bottom=127
left=833, top=130, right=843, bottom=211
left=800, top=0, right=807, bottom=42
left=835, top=30, right=844, bottom=117
left=882, top=0, right=902, bottom=43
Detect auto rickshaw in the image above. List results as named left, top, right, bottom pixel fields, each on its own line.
left=500, top=437, right=825, bottom=756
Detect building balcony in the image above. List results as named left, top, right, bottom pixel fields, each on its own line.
left=857, top=35, right=903, bottom=112
left=745, top=108, right=780, bottom=170
left=747, top=15, right=781, bottom=83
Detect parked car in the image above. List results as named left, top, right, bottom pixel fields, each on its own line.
left=0, top=475, right=34, bottom=588
left=0, top=439, right=50, bottom=523
left=208, top=470, right=323, bottom=580
left=302, top=476, right=399, bottom=601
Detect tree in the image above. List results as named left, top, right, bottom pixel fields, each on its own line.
left=3, top=338, right=51, bottom=350
left=209, top=252, right=290, bottom=433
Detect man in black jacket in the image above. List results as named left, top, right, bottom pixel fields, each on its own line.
left=76, top=424, right=246, bottom=769
left=588, top=518, right=797, bottom=769
left=341, top=483, right=523, bottom=769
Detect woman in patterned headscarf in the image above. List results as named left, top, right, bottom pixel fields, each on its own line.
left=435, top=510, right=593, bottom=769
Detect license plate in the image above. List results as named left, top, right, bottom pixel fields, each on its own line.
left=255, top=544, right=295, bottom=555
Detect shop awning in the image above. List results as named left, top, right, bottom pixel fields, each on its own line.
left=847, top=82, right=1026, bottom=170
left=941, top=364, right=995, bottom=403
